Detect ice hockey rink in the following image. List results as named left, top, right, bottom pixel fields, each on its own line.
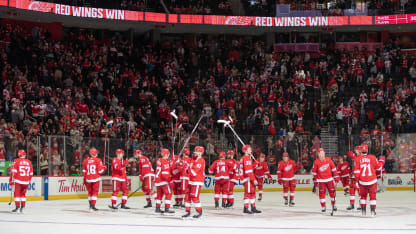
left=1, top=191, right=415, bottom=234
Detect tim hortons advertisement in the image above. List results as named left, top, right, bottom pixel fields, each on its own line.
left=48, top=176, right=140, bottom=196
left=0, top=176, right=42, bottom=197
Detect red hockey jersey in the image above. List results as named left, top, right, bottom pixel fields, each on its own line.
left=337, top=161, right=351, bottom=178
left=155, top=158, right=171, bottom=186
left=180, top=157, right=192, bottom=182
left=312, top=157, right=339, bottom=182
left=208, top=158, right=229, bottom=180
left=277, top=159, right=298, bottom=180
left=82, top=157, right=106, bottom=183
left=239, top=154, right=256, bottom=183
left=189, top=157, right=205, bottom=185
left=353, top=154, right=382, bottom=186
left=138, top=156, right=154, bottom=180
left=10, top=158, right=33, bottom=185
left=227, top=158, right=239, bottom=183
left=112, top=158, right=128, bottom=182
left=254, top=161, right=272, bottom=179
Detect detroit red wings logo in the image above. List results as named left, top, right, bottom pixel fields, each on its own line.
left=284, top=165, right=292, bottom=172
left=319, top=163, right=330, bottom=172
left=341, top=165, right=347, bottom=170
left=28, top=1, right=53, bottom=12
left=224, top=16, right=252, bottom=26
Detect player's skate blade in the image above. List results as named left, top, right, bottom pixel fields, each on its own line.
left=164, top=208, right=175, bottom=215
left=251, top=206, right=261, bottom=213
left=346, top=204, right=354, bottom=210
left=144, top=202, right=152, bottom=208
left=120, top=204, right=130, bottom=209
left=370, top=207, right=376, bottom=217
left=321, top=207, right=326, bottom=212
left=108, top=204, right=118, bottom=211
left=11, top=207, right=20, bottom=213
left=155, top=207, right=162, bottom=213
left=289, top=200, right=295, bottom=207
left=258, top=196, right=262, bottom=201
left=193, top=212, right=202, bottom=218
left=19, top=206, right=24, bottom=214
left=284, top=198, right=288, bottom=205
left=182, top=211, right=191, bottom=218
left=90, top=205, right=98, bottom=211
left=221, top=201, right=226, bottom=208
left=215, top=201, right=219, bottom=209
left=243, top=208, right=253, bottom=214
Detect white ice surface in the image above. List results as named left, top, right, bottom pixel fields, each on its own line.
left=1, top=191, right=415, bottom=234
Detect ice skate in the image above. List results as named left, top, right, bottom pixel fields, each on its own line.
left=155, top=207, right=162, bottom=213
left=215, top=200, right=219, bottom=209
left=251, top=206, right=261, bottom=213
left=221, top=201, right=226, bottom=208
left=227, top=202, right=234, bottom=208
left=120, top=204, right=130, bottom=209
left=90, top=205, right=98, bottom=211
left=321, top=207, right=326, bottom=212
left=284, top=198, right=288, bottom=205
left=243, top=207, right=253, bottom=214
left=182, top=211, right=191, bottom=218
left=289, top=199, right=295, bottom=207
left=347, top=204, right=354, bottom=210
left=370, top=207, right=376, bottom=217
left=258, top=196, right=262, bottom=201
left=193, top=211, right=202, bottom=219
left=108, top=204, right=118, bottom=210
left=144, top=201, right=152, bottom=208
left=11, top=206, right=20, bottom=213
left=173, top=202, right=180, bottom=208
left=361, top=207, right=366, bottom=216
left=19, top=206, right=24, bottom=214
left=164, top=208, right=175, bottom=214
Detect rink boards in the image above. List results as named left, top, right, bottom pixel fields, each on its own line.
left=0, top=173, right=414, bottom=201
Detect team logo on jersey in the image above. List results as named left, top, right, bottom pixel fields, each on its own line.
left=319, top=163, right=330, bottom=172
left=341, top=165, right=347, bottom=170
left=284, top=165, right=292, bottom=171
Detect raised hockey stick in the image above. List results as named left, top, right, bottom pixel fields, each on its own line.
left=178, top=114, right=206, bottom=157
left=217, top=120, right=255, bottom=160
left=170, top=110, right=177, bottom=155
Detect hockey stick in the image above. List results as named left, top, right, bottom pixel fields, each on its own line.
left=115, top=181, right=142, bottom=208
left=178, top=114, right=206, bottom=157
left=8, top=162, right=14, bottom=206
left=170, top=110, right=177, bottom=155
left=217, top=120, right=255, bottom=160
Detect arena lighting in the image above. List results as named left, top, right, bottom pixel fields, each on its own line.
left=4, top=0, right=416, bottom=27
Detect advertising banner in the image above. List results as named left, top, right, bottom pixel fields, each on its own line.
left=0, top=176, right=42, bottom=197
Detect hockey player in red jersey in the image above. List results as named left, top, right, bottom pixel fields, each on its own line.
left=353, top=144, right=384, bottom=216
left=110, top=149, right=130, bottom=210
left=83, top=147, right=106, bottom=211
left=240, top=145, right=261, bottom=214
left=137, top=150, right=156, bottom=208
left=254, top=153, right=272, bottom=201
left=208, top=151, right=229, bottom=208
left=337, top=155, right=351, bottom=195
left=182, top=146, right=205, bottom=218
left=312, top=148, right=340, bottom=212
left=155, top=148, right=174, bottom=214
left=277, top=152, right=300, bottom=206
left=226, top=150, right=238, bottom=208
left=179, top=148, right=192, bottom=209
left=171, top=154, right=183, bottom=208
left=347, top=146, right=362, bottom=210
left=9, top=150, right=33, bottom=213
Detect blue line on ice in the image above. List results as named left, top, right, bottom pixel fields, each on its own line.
left=0, top=220, right=415, bottom=231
